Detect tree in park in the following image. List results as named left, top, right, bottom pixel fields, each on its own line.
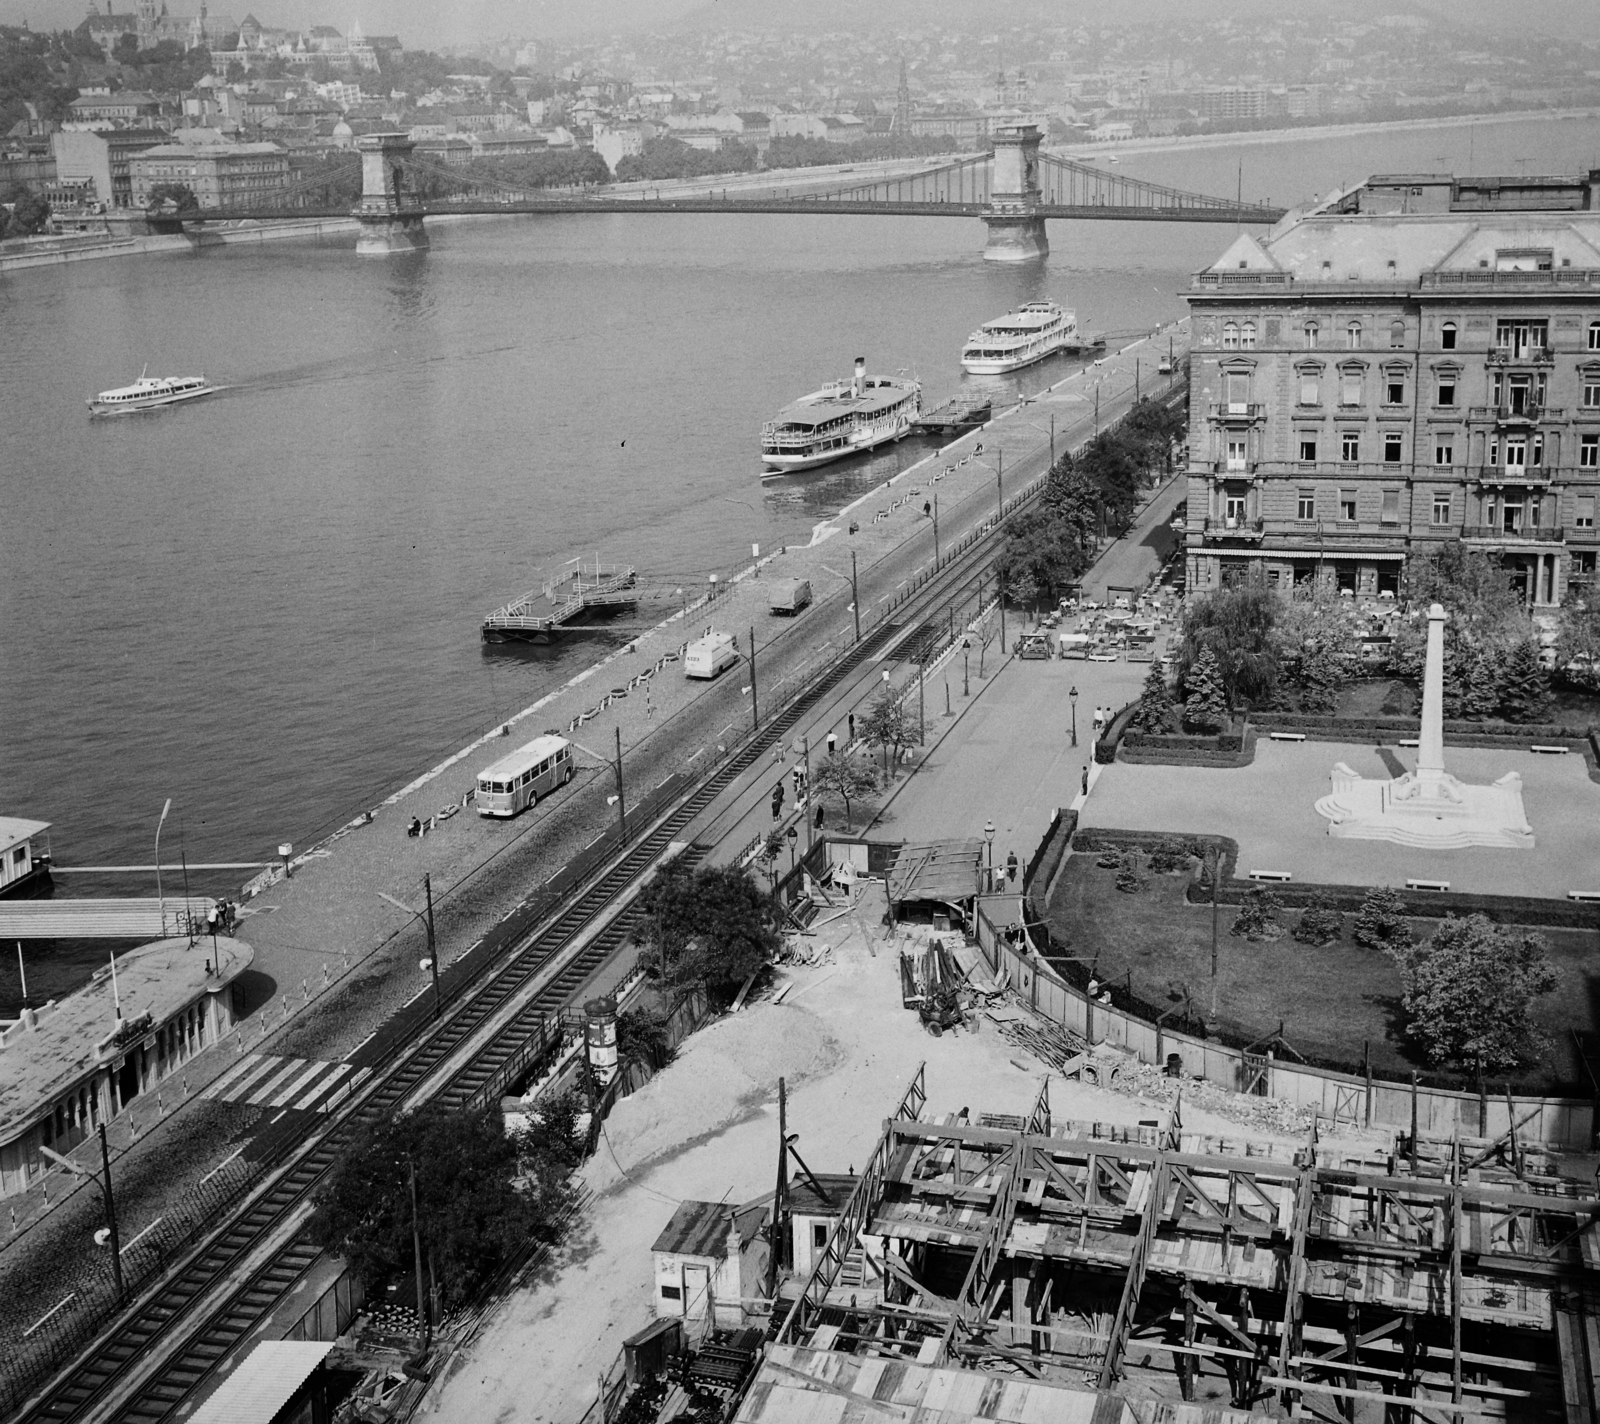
left=1497, top=638, right=1553, bottom=724
left=633, top=859, right=782, bottom=994
left=308, top=1103, right=578, bottom=1313
left=1181, top=646, right=1229, bottom=733
left=144, top=181, right=199, bottom=216
left=1129, top=659, right=1175, bottom=733
left=1231, top=886, right=1285, bottom=941
left=1292, top=892, right=1342, bottom=947
left=1555, top=594, right=1600, bottom=691
left=809, top=750, right=878, bottom=832
left=861, top=690, right=913, bottom=779
left=1352, top=886, right=1413, bottom=951
left=1114, top=848, right=1146, bottom=894
left=1, top=183, right=51, bottom=239
left=1179, top=587, right=1279, bottom=709
left=1388, top=915, right=1557, bottom=1073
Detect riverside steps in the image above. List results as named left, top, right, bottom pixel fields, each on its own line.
left=0, top=324, right=1187, bottom=1406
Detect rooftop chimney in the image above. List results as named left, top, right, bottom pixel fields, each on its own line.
left=852, top=356, right=865, bottom=399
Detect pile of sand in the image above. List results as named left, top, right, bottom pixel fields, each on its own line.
left=587, top=1000, right=840, bottom=1196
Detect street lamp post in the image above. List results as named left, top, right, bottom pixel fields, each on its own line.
left=1069, top=685, right=1078, bottom=747
left=963, top=639, right=971, bottom=697
left=984, top=820, right=996, bottom=895
left=932, top=493, right=940, bottom=564
left=41, top=1121, right=123, bottom=1301
left=786, top=824, right=798, bottom=875
left=154, top=797, right=172, bottom=920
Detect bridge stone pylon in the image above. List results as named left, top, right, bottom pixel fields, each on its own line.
left=353, top=132, right=428, bottom=256
left=984, top=123, right=1048, bottom=263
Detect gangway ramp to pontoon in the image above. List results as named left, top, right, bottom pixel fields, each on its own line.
left=481, top=555, right=638, bottom=642
left=0, top=897, right=216, bottom=939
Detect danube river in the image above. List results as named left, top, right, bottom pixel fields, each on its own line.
left=3, top=113, right=1599, bottom=880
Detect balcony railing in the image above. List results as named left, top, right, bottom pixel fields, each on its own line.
left=1567, top=524, right=1600, bottom=543
left=1207, top=402, right=1266, bottom=423
left=1474, top=465, right=1552, bottom=485
left=1466, top=404, right=1561, bottom=425
left=1461, top=524, right=1564, bottom=542
left=1203, top=517, right=1265, bottom=540
left=1210, top=461, right=1258, bottom=475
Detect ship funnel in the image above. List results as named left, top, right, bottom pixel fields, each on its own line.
left=852, top=356, right=865, bottom=398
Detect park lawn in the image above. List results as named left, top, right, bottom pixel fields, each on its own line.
left=1041, top=856, right=1598, bottom=1092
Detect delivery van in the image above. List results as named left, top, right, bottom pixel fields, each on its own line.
left=684, top=631, right=740, bottom=680
left=769, top=578, right=813, bottom=616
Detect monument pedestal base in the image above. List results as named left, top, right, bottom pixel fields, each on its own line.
left=982, top=214, right=1049, bottom=263
left=1315, top=762, right=1534, bottom=850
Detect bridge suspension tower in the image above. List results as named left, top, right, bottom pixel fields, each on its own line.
left=354, top=132, right=428, bottom=255
left=984, top=123, right=1048, bottom=263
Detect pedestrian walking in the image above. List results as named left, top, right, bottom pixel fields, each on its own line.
left=771, top=781, right=785, bottom=821
left=1081, top=765, right=1089, bottom=795
left=1005, top=851, right=1018, bottom=885
left=848, top=713, right=856, bottom=742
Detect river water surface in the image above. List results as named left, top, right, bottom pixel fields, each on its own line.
left=3, top=113, right=1599, bottom=881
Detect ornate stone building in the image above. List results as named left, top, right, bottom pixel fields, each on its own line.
left=1184, top=173, right=1600, bottom=608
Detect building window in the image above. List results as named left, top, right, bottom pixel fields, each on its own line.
left=1495, top=319, right=1548, bottom=356
left=1576, top=495, right=1596, bottom=529
left=1339, top=489, right=1357, bottom=521
left=1435, top=440, right=1454, bottom=466
left=1589, top=322, right=1600, bottom=351
left=1240, top=321, right=1257, bottom=349
left=1389, top=319, right=1406, bottom=347
left=1432, top=492, right=1451, bottom=525
left=1385, top=378, right=1405, bottom=405
left=1584, top=378, right=1600, bottom=408
left=1383, top=434, right=1403, bottom=464
left=1436, top=375, right=1456, bottom=406
left=1299, top=438, right=1318, bottom=463
left=1347, top=321, right=1363, bottom=349
left=1574, top=551, right=1598, bottom=586
left=1299, top=373, right=1320, bottom=405
left=1340, top=373, right=1362, bottom=406
left=1583, top=435, right=1600, bottom=468
left=1297, top=489, right=1316, bottom=519
left=1441, top=321, right=1457, bottom=350
left=1381, top=489, right=1400, bottom=524
left=1304, top=321, right=1320, bottom=349
left=660, top=1285, right=682, bottom=1301
left=812, top=1223, right=829, bottom=1250
left=1222, top=322, right=1239, bottom=350
left=1341, top=433, right=1360, bottom=463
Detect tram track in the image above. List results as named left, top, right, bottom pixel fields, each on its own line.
left=13, top=474, right=1030, bottom=1424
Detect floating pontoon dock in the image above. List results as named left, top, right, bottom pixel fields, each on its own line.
left=481, top=556, right=638, bottom=643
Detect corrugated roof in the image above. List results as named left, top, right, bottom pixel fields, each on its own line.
left=885, top=839, right=982, bottom=906
left=188, top=1341, right=335, bottom=1424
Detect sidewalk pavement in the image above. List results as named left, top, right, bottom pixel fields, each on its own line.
left=865, top=652, right=1144, bottom=872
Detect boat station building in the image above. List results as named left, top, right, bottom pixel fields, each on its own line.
left=0, top=936, right=253, bottom=1199
left=0, top=816, right=50, bottom=898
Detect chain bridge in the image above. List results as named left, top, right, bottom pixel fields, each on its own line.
left=191, top=124, right=1284, bottom=261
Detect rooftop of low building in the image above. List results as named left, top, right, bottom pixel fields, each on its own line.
left=0, top=935, right=252, bottom=1141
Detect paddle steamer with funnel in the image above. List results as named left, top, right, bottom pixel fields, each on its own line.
left=960, top=301, right=1079, bottom=375
left=761, top=358, right=922, bottom=474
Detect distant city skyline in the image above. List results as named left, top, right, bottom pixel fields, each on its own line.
left=1, top=0, right=1598, bottom=48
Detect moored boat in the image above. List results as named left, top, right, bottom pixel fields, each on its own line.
left=761, top=358, right=922, bottom=474
left=960, top=301, right=1079, bottom=375
left=88, top=370, right=217, bottom=415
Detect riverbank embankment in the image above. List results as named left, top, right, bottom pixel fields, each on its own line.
left=0, top=320, right=1187, bottom=1269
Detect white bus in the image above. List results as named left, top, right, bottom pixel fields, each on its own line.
left=475, top=735, right=574, bottom=817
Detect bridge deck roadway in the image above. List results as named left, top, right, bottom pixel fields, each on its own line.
left=3, top=325, right=1189, bottom=1424
left=197, top=199, right=1282, bottom=223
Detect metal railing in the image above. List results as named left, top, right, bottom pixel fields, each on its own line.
left=1460, top=523, right=1565, bottom=542
left=1206, top=402, right=1266, bottom=421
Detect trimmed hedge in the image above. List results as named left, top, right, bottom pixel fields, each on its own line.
left=1070, top=826, right=1600, bottom=930
left=1119, top=726, right=1257, bottom=767
left=1254, top=710, right=1595, bottom=740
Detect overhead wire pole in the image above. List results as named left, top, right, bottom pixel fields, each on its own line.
left=850, top=550, right=861, bottom=643
left=748, top=625, right=760, bottom=730
left=614, top=726, right=628, bottom=843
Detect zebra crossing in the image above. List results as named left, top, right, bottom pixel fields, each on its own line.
left=203, top=1052, right=371, bottom=1115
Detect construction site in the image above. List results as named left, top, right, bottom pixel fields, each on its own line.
left=739, top=1067, right=1600, bottom=1424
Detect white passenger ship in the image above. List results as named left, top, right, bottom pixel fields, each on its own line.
left=761, top=358, right=922, bottom=474
left=960, top=301, right=1079, bottom=375
left=88, top=371, right=217, bottom=416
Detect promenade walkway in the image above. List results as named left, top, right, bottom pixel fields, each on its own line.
left=0, top=325, right=1189, bottom=1260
